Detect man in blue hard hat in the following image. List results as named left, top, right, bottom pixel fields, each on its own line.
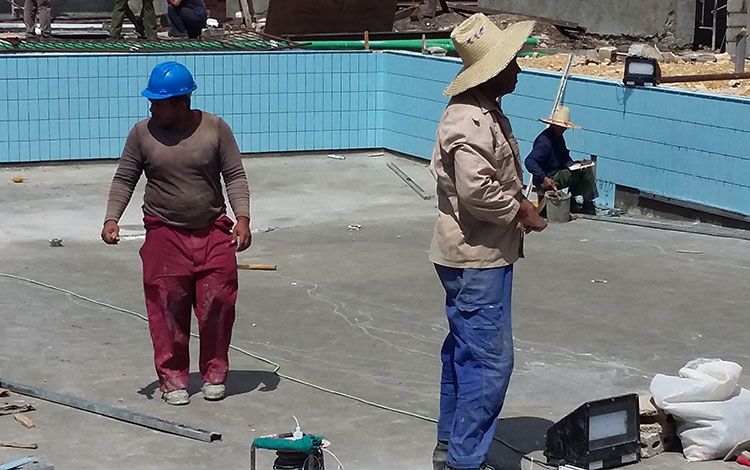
left=101, top=62, right=252, bottom=406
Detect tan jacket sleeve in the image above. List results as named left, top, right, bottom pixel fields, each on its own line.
left=440, top=106, right=521, bottom=225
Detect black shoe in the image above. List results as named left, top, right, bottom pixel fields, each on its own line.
left=133, top=17, right=146, bottom=37
left=570, top=200, right=596, bottom=215
left=581, top=201, right=597, bottom=215
left=569, top=200, right=583, bottom=213
left=446, top=464, right=495, bottom=470
left=432, top=441, right=448, bottom=470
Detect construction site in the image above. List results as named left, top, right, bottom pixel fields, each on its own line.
left=1, top=1, right=750, bottom=470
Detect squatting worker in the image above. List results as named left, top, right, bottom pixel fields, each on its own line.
left=101, top=62, right=251, bottom=406
left=429, top=14, right=547, bottom=470
left=525, top=106, right=598, bottom=215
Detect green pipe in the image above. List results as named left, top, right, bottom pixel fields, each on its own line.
left=302, top=37, right=537, bottom=53
left=0, top=37, right=541, bottom=55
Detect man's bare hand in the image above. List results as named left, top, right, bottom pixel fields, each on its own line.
left=232, top=217, right=252, bottom=252
left=542, top=177, right=557, bottom=191
left=101, top=220, right=120, bottom=245
left=517, top=199, right=548, bottom=233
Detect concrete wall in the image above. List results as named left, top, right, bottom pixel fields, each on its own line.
left=726, top=0, right=750, bottom=59
left=0, top=0, right=167, bottom=18
left=0, top=0, right=112, bottom=18
left=226, top=0, right=271, bottom=18
left=478, top=0, right=695, bottom=46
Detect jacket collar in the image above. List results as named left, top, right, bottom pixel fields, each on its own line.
left=470, top=88, right=503, bottom=116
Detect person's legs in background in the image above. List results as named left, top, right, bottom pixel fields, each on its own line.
left=109, top=0, right=130, bottom=38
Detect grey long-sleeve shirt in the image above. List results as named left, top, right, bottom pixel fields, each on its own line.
left=105, top=111, right=251, bottom=229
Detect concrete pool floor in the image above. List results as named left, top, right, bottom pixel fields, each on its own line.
left=1, top=153, right=748, bottom=470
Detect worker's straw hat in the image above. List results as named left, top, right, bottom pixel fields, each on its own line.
left=444, top=14, right=534, bottom=97
left=539, top=106, right=581, bottom=129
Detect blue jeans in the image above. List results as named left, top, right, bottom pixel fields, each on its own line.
left=435, top=265, right=515, bottom=469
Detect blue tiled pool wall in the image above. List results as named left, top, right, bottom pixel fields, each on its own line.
left=1, top=50, right=749, bottom=214
left=381, top=52, right=750, bottom=215
left=0, top=51, right=381, bottom=163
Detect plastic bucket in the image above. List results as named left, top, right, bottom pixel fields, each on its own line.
left=545, top=191, right=571, bottom=223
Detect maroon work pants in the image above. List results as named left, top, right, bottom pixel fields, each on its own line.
left=140, top=214, right=238, bottom=392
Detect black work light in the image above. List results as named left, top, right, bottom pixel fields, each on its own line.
left=623, top=57, right=661, bottom=86
left=545, top=394, right=641, bottom=470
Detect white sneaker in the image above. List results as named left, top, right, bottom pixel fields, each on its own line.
left=201, top=383, right=226, bottom=401
left=162, top=389, right=190, bottom=406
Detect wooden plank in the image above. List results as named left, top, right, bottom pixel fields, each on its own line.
left=0, top=441, right=38, bottom=450
left=237, top=264, right=278, bottom=271
left=13, top=414, right=35, bottom=429
left=0, top=404, right=35, bottom=416
left=265, top=0, right=399, bottom=36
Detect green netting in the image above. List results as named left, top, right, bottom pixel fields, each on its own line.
left=0, top=31, right=297, bottom=54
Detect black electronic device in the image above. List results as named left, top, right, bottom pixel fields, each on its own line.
left=623, top=57, right=661, bottom=86
left=545, top=394, right=641, bottom=470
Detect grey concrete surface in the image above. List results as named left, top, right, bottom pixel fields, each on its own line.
left=227, top=0, right=270, bottom=18
left=479, top=0, right=695, bottom=45
left=1, top=153, right=749, bottom=470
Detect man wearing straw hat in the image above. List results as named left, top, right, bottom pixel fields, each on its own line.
left=429, top=13, right=547, bottom=470
left=525, top=106, right=598, bottom=215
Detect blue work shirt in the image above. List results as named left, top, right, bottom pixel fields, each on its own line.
left=524, top=127, right=574, bottom=187
left=175, top=0, right=207, bottom=13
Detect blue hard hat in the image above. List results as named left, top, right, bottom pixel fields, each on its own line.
left=141, top=61, right=198, bottom=100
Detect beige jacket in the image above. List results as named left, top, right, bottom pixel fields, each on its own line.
left=429, top=89, right=524, bottom=269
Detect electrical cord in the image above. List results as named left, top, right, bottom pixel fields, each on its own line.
left=0, top=272, right=552, bottom=469
left=323, top=448, right=346, bottom=470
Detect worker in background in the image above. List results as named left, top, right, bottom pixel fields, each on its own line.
left=110, top=0, right=157, bottom=40
left=101, top=62, right=251, bottom=406
left=23, top=0, right=52, bottom=38
left=429, top=14, right=547, bottom=470
left=167, top=0, right=208, bottom=39
left=525, top=107, right=598, bottom=215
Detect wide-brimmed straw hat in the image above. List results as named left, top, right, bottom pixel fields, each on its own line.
left=444, top=14, right=534, bottom=97
left=539, top=106, right=581, bottom=129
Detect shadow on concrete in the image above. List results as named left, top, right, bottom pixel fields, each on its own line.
left=487, top=416, right=553, bottom=470
left=138, top=370, right=280, bottom=399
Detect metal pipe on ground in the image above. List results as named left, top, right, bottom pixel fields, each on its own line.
left=386, top=162, right=432, bottom=200
left=0, top=378, right=221, bottom=443
left=581, top=215, right=750, bottom=241
left=0, top=457, right=33, bottom=470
